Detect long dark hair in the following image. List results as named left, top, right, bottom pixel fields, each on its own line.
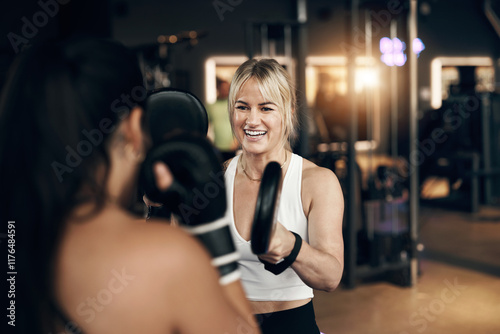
left=0, top=37, right=145, bottom=333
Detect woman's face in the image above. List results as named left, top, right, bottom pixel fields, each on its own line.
left=232, top=77, right=283, bottom=156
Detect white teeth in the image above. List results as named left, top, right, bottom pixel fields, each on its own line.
left=245, top=130, right=266, bottom=136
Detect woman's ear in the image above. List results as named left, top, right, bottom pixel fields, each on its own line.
left=124, top=106, right=145, bottom=152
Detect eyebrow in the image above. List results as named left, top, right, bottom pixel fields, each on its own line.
left=235, top=100, right=276, bottom=106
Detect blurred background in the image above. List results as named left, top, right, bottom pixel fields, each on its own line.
left=1, top=0, right=500, bottom=332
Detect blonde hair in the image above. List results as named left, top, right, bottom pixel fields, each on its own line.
left=228, top=58, right=298, bottom=150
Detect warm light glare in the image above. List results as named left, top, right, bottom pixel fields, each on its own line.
left=355, top=68, right=379, bottom=92
left=305, top=56, right=381, bottom=151
left=205, top=59, right=217, bottom=104
left=205, top=56, right=250, bottom=104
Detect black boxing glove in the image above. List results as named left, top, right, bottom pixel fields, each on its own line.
left=140, top=133, right=240, bottom=285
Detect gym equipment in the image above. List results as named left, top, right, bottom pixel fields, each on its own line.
left=145, top=88, right=208, bottom=144
left=141, top=89, right=239, bottom=285
left=143, top=88, right=208, bottom=219
left=250, top=161, right=282, bottom=256
left=140, top=132, right=240, bottom=285
left=250, top=161, right=302, bottom=275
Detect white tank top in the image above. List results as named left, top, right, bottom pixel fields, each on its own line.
left=225, top=153, right=314, bottom=301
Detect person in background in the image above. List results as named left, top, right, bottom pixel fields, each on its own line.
left=207, top=77, right=239, bottom=160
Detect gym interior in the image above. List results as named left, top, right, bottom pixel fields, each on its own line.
left=2, top=0, right=500, bottom=333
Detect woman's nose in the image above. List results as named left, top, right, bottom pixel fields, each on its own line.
left=246, top=109, right=260, bottom=126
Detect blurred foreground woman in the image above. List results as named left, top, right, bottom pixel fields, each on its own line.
left=0, top=38, right=258, bottom=334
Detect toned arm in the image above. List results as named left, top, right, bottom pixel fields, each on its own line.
left=292, top=163, right=344, bottom=291
left=256, top=161, right=344, bottom=292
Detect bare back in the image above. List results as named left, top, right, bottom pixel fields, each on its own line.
left=54, top=205, right=252, bottom=333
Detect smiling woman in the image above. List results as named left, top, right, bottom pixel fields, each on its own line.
left=224, top=58, right=345, bottom=334
left=228, top=59, right=297, bottom=152
left=232, top=77, right=285, bottom=160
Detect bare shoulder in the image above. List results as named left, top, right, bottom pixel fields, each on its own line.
left=124, top=216, right=212, bottom=271
left=300, top=158, right=343, bottom=215
left=61, top=210, right=211, bottom=289
left=301, top=158, right=342, bottom=191
left=57, top=210, right=214, bottom=332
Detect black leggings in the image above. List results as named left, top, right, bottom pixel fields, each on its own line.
left=255, top=301, right=321, bottom=334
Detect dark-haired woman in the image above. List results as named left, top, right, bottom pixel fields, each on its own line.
left=0, top=38, right=258, bottom=334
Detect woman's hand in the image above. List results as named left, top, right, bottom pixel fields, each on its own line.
left=257, top=221, right=296, bottom=264
left=142, top=162, right=173, bottom=221
left=142, top=162, right=173, bottom=208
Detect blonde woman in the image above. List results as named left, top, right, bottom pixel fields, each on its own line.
left=224, top=58, right=345, bottom=333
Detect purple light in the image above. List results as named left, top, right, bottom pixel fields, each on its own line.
left=381, top=53, right=394, bottom=66
left=380, top=37, right=408, bottom=66
left=392, top=38, right=405, bottom=52
left=380, top=37, right=393, bottom=54
left=413, top=38, right=425, bottom=55
left=394, top=52, right=407, bottom=66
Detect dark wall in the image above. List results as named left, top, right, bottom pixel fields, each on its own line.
left=3, top=0, right=499, bottom=99
left=111, top=0, right=500, bottom=151
left=0, top=0, right=112, bottom=93
left=418, top=0, right=500, bottom=109
left=2, top=0, right=499, bottom=154
left=112, top=0, right=298, bottom=100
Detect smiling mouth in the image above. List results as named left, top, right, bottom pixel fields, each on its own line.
left=244, top=130, right=267, bottom=137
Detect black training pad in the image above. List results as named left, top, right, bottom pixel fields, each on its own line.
left=251, top=161, right=282, bottom=255
left=146, top=88, right=208, bottom=145
left=140, top=133, right=226, bottom=225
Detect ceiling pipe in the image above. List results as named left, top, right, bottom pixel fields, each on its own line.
left=485, top=0, right=500, bottom=39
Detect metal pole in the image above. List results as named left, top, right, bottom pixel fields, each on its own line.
left=481, top=94, right=492, bottom=204
left=366, top=10, right=374, bottom=187
left=296, top=0, right=309, bottom=157
left=365, top=10, right=374, bottom=242
left=284, top=24, right=294, bottom=81
left=390, top=19, right=399, bottom=235
left=408, top=0, right=419, bottom=287
left=261, top=24, right=269, bottom=57
left=245, top=21, right=254, bottom=59
left=390, top=19, right=398, bottom=161
left=346, top=0, right=360, bottom=289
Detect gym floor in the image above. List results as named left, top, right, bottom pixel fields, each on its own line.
left=313, top=205, right=500, bottom=334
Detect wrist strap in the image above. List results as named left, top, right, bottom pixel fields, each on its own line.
left=184, top=217, right=241, bottom=285
left=260, top=232, right=302, bottom=275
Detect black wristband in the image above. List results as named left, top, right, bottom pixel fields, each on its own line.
left=284, top=232, right=302, bottom=265
left=260, top=231, right=303, bottom=275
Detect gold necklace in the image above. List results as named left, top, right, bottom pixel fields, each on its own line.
left=240, top=151, right=288, bottom=182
